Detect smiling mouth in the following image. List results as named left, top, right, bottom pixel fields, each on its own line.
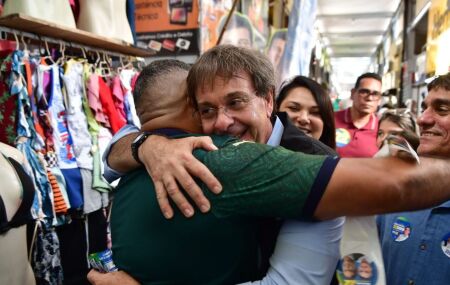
left=420, top=132, right=440, bottom=137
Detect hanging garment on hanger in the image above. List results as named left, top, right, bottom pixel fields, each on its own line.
left=87, top=73, right=110, bottom=128
left=47, top=65, right=83, bottom=210
left=31, top=222, right=64, bottom=285
left=9, top=51, right=53, bottom=224
left=62, top=59, right=93, bottom=170
left=111, top=76, right=127, bottom=124
left=119, top=68, right=140, bottom=128
left=98, top=76, right=126, bottom=134
left=82, top=64, right=112, bottom=194
left=64, top=59, right=108, bottom=213
left=0, top=53, right=18, bottom=145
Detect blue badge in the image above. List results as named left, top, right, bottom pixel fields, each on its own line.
left=441, top=232, right=450, bottom=258
left=391, top=217, right=411, bottom=242
left=336, top=128, right=351, bottom=148
left=336, top=253, right=378, bottom=285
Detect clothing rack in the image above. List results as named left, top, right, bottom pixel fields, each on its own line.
left=0, top=13, right=154, bottom=58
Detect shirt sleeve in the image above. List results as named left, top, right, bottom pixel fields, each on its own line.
left=202, top=141, right=340, bottom=219
left=102, top=124, right=139, bottom=183
left=237, top=218, right=344, bottom=285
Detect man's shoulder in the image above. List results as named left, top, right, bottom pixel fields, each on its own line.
left=171, top=133, right=239, bottom=148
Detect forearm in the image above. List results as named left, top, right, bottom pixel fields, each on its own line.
left=107, top=133, right=140, bottom=173
left=315, top=156, right=450, bottom=220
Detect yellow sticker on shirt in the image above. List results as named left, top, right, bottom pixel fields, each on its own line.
left=336, top=128, right=351, bottom=148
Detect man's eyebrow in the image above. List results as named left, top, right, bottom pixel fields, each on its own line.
left=432, top=98, right=450, bottom=106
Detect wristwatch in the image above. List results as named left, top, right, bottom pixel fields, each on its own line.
left=131, top=132, right=152, bottom=165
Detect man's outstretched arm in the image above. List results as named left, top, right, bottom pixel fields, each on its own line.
left=315, top=156, right=450, bottom=220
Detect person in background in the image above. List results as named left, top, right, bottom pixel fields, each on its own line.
left=276, top=75, right=336, bottom=149
left=376, top=108, right=420, bottom=151
left=335, top=73, right=382, bottom=157
left=377, top=73, right=450, bottom=285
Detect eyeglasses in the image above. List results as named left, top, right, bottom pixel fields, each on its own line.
left=357, top=88, right=382, bottom=99
left=197, top=93, right=256, bottom=121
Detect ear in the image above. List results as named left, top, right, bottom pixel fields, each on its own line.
left=350, top=88, right=356, bottom=100
left=265, top=89, right=275, bottom=118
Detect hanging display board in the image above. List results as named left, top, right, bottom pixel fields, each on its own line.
left=135, top=0, right=200, bottom=56
left=199, top=0, right=269, bottom=53
left=426, top=0, right=450, bottom=75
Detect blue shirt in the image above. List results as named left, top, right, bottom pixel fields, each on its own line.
left=377, top=201, right=450, bottom=285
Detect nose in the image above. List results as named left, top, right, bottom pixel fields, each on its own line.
left=417, top=108, right=433, bottom=128
left=213, top=109, right=234, bottom=133
left=296, top=110, right=310, bottom=125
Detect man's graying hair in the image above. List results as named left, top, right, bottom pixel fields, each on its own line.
left=186, top=45, right=276, bottom=111
left=133, top=59, right=190, bottom=106
left=428, top=73, right=450, bottom=92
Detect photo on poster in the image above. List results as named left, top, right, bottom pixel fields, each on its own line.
left=218, top=12, right=254, bottom=49
left=170, top=7, right=188, bottom=25
left=169, top=0, right=184, bottom=7
left=336, top=253, right=378, bottom=285
left=184, top=0, right=193, bottom=12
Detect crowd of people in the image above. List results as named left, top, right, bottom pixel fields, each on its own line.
left=84, top=45, right=450, bottom=285
left=2, top=43, right=449, bottom=285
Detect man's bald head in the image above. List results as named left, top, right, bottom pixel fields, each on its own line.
left=133, top=60, right=201, bottom=133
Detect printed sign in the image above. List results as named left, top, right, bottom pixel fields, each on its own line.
left=135, top=0, right=200, bottom=56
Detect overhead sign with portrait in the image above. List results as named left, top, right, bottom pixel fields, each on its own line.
left=135, top=0, right=200, bottom=56
left=199, top=0, right=269, bottom=53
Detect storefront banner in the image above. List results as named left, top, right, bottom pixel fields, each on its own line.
left=426, top=0, right=450, bottom=75
left=278, top=0, right=317, bottom=86
left=135, top=0, right=200, bottom=56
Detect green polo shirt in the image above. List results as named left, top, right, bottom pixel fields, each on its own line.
left=111, top=134, right=338, bottom=285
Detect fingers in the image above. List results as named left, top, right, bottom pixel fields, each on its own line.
left=191, top=136, right=218, bottom=151
left=163, top=174, right=194, bottom=217
left=153, top=180, right=174, bottom=219
left=176, top=166, right=211, bottom=213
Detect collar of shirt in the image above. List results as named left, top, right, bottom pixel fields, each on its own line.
left=344, top=107, right=377, bottom=130
left=266, top=116, right=284, bottom=147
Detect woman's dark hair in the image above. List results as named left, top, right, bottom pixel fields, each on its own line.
left=276, top=76, right=336, bottom=149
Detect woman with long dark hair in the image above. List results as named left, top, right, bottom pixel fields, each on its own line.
left=277, top=75, right=336, bottom=149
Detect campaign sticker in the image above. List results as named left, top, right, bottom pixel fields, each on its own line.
left=148, top=40, right=162, bottom=52
left=176, top=38, right=191, bottom=50
left=336, top=128, right=351, bottom=148
left=336, top=253, right=378, bottom=285
left=441, top=232, right=450, bottom=258
left=391, top=217, right=411, bottom=242
left=162, top=39, right=176, bottom=51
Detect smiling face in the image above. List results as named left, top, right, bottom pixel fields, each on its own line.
left=195, top=71, right=274, bottom=143
left=376, top=118, right=404, bottom=148
left=417, top=88, right=450, bottom=157
left=278, top=86, right=324, bottom=140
